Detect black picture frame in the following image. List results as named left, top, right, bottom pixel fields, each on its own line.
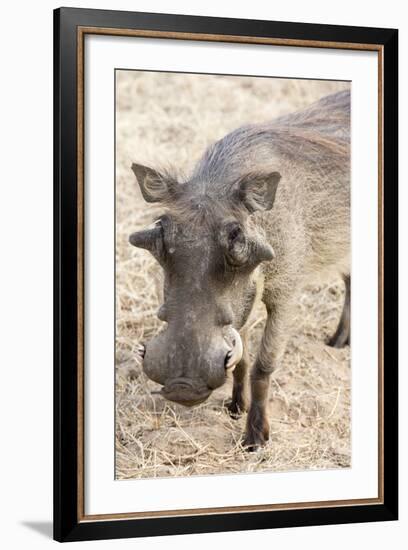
left=54, top=7, right=398, bottom=542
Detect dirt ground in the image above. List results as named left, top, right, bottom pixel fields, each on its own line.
left=115, top=70, right=351, bottom=479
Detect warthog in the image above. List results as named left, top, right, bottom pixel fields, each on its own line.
left=130, top=89, right=350, bottom=450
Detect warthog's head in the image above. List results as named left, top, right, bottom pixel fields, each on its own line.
left=129, top=163, right=280, bottom=406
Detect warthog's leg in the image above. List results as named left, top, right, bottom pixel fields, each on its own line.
left=243, top=300, right=293, bottom=451
left=227, top=330, right=250, bottom=418
left=328, top=274, right=350, bottom=348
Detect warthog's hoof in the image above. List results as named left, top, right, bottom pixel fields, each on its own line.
left=225, top=398, right=247, bottom=419
left=243, top=409, right=270, bottom=452
left=327, top=333, right=349, bottom=348
left=242, top=429, right=269, bottom=452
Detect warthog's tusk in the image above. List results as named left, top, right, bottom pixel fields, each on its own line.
left=136, top=343, right=146, bottom=360
left=225, top=328, right=243, bottom=371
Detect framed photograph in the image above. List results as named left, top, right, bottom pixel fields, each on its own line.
left=54, top=7, right=398, bottom=542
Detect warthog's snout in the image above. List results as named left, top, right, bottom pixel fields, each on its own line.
left=139, top=327, right=243, bottom=407
left=160, top=377, right=212, bottom=407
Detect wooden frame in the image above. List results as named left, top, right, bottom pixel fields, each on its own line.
left=54, top=7, right=398, bottom=542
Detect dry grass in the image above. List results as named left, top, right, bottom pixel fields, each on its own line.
left=115, top=71, right=350, bottom=480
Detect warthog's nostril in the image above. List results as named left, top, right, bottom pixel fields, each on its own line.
left=166, top=377, right=194, bottom=391
left=159, top=378, right=211, bottom=407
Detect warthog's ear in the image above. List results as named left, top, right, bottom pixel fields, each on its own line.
left=236, top=172, right=281, bottom=213
left=131, top=163, right=176, bottom=203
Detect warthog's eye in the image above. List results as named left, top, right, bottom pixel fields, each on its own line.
left=221, top=221, right=275, bottom=270
left=228, top=224, right=241, bottom=243
left=223, top=222, right=248, bottom=268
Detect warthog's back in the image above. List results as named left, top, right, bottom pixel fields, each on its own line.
left=272, top=89, right=350, bottom=142
left=194, top=90, right=351, bottom=292
left=194, top=90, right=350, bottom=180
